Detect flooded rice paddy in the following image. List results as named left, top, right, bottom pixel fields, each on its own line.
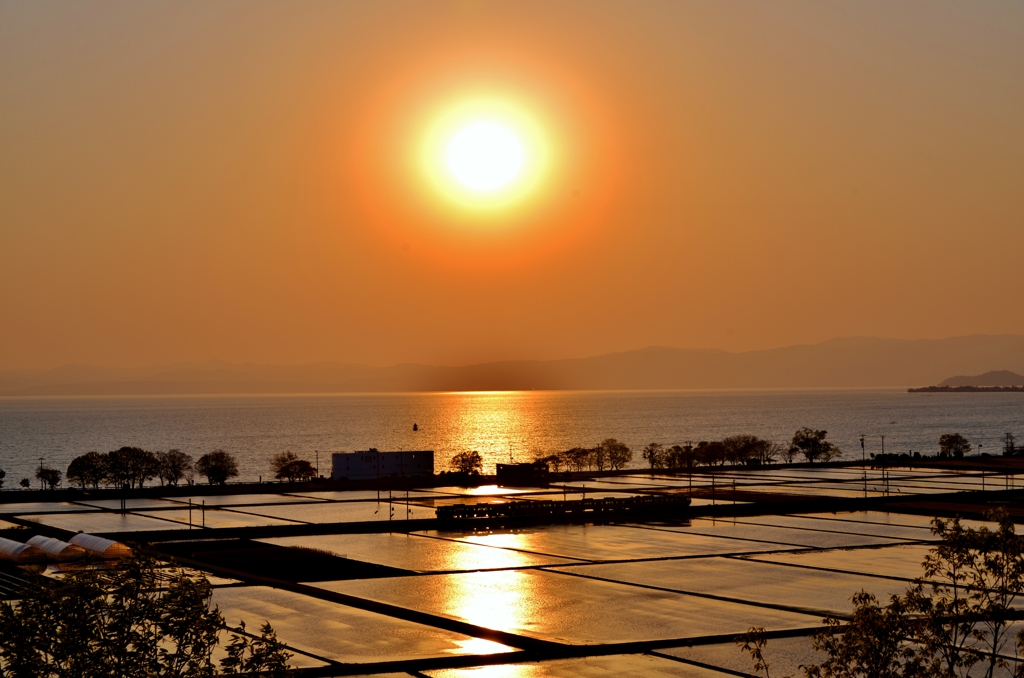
left=2, top=465, right=1023, bottom=675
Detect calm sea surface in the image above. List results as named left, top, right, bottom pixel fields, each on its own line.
left=0, top=390, right=1021, bottom=483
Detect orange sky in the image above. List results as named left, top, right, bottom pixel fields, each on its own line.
left=1, top=1, right=1023, bottom=370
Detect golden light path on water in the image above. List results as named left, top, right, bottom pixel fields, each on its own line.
left=440, top=534, right=543, bottom=674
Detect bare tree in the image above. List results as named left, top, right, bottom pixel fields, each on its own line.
left=603, top=439, right=633, bottom=471
left=35, top=467, right=61, bottom=490
left=641, top=443, right=664, bottom=469
left=157, top=449, right=193, bottom=487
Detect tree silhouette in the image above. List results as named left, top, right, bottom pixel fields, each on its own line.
left=105, top=447, right=159, bottom=488
left=35, top=467, right=61, bottom=490
left=740, top=510, right=1024, bottom=678
left=195, top=450, right=239, bottom=485
left=939, top=433, right=972, bottom=459
left=642, top=443, right=664, bottom=469
left=156, top=450, right=193, bottom=486
left=67, top=452, right=106, bottom=489
left=449, top=451, right=483, bottom=475
left=789, top=428, right=840, bottom=464
left=603, top=439, right=633, bottom=471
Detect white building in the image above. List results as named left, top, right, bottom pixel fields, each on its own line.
left=331, top=450, right=434, bottom=481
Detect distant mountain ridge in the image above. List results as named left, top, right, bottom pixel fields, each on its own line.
left=2, top=335, right=1024, bottom=395
left=938, top=370, right=1024, bottom=387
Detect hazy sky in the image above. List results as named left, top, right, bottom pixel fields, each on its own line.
left=2, top=1, right=1022, bottom=370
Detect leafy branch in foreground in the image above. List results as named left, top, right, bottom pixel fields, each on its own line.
left=738, top=628, right=775, bottom=678
left=739, top=509, right=1024, bottom=678
left=222, top=621, right=292, bottom=677
left=0, top=554, right=292, bottom=677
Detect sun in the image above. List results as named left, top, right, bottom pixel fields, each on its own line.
left=419, top=96, right=549, bottom=212
left=445, top=121, right=525, bottom=192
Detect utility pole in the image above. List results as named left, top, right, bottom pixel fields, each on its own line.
left=38, top=457, right=44, bottom=490
left=860, top=435, right=866, bottom=498
left=878, top=435, right=889, bottom=494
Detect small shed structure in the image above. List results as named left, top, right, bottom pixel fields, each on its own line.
left=332, top=450, right=434, bottom=481
left=496, top=461, right=550, bottom=487
left=0, top=537, right=46, bottom=564
left=69, top=533, right=133, bottom=559
left=26, top=535, right=86, bottom=562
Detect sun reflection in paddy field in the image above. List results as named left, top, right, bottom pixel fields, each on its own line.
left=431, top=662, right=532, bottom=677
left=444, top=532, right=539, bottom=635
left=451, top=637, right=515, bottom=656
left=448, top=569, right=535, bottom=635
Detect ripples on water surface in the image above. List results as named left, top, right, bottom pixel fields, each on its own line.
left=0, top=390, right=1021, bottom=482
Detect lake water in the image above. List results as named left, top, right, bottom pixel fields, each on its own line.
left=0, top=389, right=1021, bottom=483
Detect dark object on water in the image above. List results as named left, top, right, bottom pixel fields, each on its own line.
left=413, top=423, right=418, bottom=431
left=908, top=385, right=1024, bottom=393
left=436, top=493, right=691, bottom=525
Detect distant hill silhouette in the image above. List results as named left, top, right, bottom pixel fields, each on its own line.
left=938, top=370, right=1024, bottom=387
left=2, top=334, right=1024, bottom=395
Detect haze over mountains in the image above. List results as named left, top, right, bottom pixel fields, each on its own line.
left=2, top=335, right=1023, bottom=396
left=938, top=370, right=1024, bottom=388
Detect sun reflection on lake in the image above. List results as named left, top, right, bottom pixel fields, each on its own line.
left=444, top=392, right=545, bottom=472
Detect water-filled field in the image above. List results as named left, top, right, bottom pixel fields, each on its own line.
left=3, top=468, right=1023, bottom=675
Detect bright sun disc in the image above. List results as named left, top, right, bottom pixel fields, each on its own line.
left=445, top=121, right=525, bottom=192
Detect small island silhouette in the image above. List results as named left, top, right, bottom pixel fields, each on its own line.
left=909, top=369, right=1024, bottom=392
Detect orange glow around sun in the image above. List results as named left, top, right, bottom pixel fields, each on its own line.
left=342, top=57, right=620, bottom=268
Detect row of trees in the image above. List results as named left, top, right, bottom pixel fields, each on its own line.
left=447, top=430, right=842, bottom=476
left=63, top=448, right=240, bottom=489
left=534, top=439, right=635, bottom=473
left=635, top=436, right=785, bottom=470
left=448, top=440, right=635, bottom=475
left=740, top=509, right=1024, bottom=678
left=531, top=429, right=840, bottom=473
left=37, top=448, right=320, bottom=491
